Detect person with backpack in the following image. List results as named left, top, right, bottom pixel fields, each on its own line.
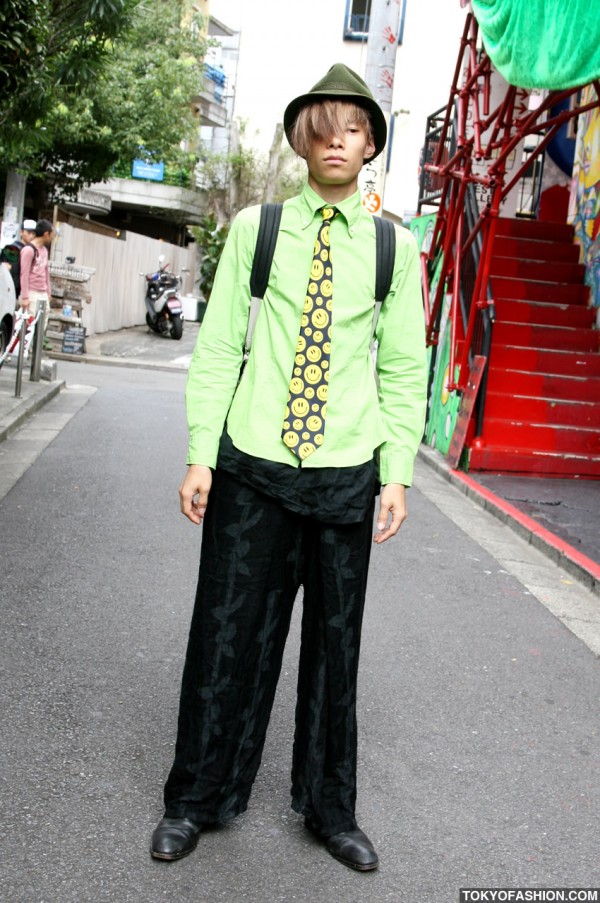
left=19, top=218, right=53, bottom=317
left=0, top=219, right=37, bottom=300
left=150, top=64, right=427, bottom=872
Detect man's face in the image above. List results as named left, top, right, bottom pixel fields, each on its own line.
left=40, top=229, right=54, bottom=248
left=21, top=229, right=35, bottom=244
left=305, top=122, right=375, bottom=195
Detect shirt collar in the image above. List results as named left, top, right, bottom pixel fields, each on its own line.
left=299, top=182, right=363, bottom=237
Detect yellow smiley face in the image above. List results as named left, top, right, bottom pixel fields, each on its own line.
left=295, top=353, right=305, bottom=366
left=313, top=330, right=323, bottom=343
left=293, top=418, right=304, bottom=430
left=298, top=441, right=316, bottom=459
left=320, top=249, right=329, bottom=262
left=314, top=433, right=324, bottom=446
left=306, top=345, right=322, bottom=362
left=323, top=341, right=331, bottom=354
left=312, top=309, right=329, bottom=329
left=290, top=377, right=304, bottom=394
left=305, top=387, right=315, bottom=399
left=326, top=298, right=333, bottom=311
left=316, top=384, right=328, bottom=401
left=305, top=364, right=322, bottom=385
left=301, top=314, right=309, bottom=328
left=320, top=280, right=333, bottom=298
left=296, top=335, right=306, bottom=353
left=308, top=282, right=318, bottom=297
left=306, top=415, right=322, bottom=432
left=283, top=431, right=299, bottom=448
left=291, top=397, right=309, bottom=417
left=311, top=259, right=324, bottom=281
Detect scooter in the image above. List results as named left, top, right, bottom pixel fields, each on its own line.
left=141, top=255, right=186, bottom=340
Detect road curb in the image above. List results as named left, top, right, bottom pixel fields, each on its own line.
left=0, top=379, right=65, bottom=443
left=417, top=444, right=600, bottom=597
left=47, top=351, right=189, bottom=373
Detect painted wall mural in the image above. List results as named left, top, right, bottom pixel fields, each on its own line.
left=409, top=214, right=460, bottom=455
left=568, top=84, right=600, bottom=324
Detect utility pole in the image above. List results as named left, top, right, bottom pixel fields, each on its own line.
left=360, top=0, right=404, bottom=216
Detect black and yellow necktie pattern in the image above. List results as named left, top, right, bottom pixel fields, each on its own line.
left=282, top=206, right=338, bottom=460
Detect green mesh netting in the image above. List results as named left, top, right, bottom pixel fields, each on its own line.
left=471, top=0, right=600, bottom=89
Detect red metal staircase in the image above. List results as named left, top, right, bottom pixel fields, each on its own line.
left=418, top=11, right=600, bottom=480
left=470, top=217, right=600, bottom=477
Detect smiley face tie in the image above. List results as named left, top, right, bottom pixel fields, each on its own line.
left=282, top=206, right=338, bottom=461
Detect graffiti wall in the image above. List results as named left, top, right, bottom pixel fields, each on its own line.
left=409, top=214, right=461, bottom=455
left=568, top=84, right=600, bottom=324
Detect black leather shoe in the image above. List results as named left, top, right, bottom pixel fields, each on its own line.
left=150, top=816, right=202, bottom=861
left=306, top=820, right=379, bottom=871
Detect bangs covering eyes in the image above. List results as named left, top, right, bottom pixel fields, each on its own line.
left=290, top=101, right=373, bottom=157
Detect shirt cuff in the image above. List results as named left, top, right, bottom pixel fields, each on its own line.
left=378, top=448, right=416, bottom=487
left=186, top=432, right=219, bottom=469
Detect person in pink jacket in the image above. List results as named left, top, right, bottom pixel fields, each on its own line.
left=19, top=219, right=53, bottom=316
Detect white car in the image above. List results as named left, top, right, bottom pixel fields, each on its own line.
left=0, top=265, right=17, bottom=363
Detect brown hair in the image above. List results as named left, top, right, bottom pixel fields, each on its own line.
left=289, top=101, right=374, bottom=158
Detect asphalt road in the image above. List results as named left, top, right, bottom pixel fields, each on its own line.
left=1, top=360, right=599, bottom=903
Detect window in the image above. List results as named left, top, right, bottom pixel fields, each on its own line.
left=343, top=0, right=407, bottom=43
left=343, top=0, right=370, bottom=41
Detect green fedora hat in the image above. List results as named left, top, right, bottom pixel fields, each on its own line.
left=283, top=63, right=387, bottom=163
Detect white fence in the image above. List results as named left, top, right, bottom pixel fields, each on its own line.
left=52, top=222, right=197, bottom=336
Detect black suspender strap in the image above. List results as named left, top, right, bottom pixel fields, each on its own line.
left=244, top=203, right=283, bottom=361
left=373, top=215, right=396, bottom=303
left=249, top=203, right=283, bottom=299
left=371, top=215, right=396, bottom=341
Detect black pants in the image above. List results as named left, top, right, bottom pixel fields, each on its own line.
left=163, top=468, right=375, bottom=837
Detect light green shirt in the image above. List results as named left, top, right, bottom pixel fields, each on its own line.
left=186, top=183, right=427, bottom=486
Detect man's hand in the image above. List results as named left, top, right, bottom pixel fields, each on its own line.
left=179, top=464, right=212, bottom=524
left=373, top=483, right=407, bottom=544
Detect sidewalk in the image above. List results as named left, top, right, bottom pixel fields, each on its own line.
left=2, top=321, right=599, bottom=595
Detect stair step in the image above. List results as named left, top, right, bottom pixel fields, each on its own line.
left=493, top=321, right=600, bottom=352
left=480, top=419, right=600, bottom=454
left=496, top=218, right=574, bottom=243
left=490, top=345, right=600, bottom=377
left=484, top=392, right=600, bottom=428
left=494, top=236, right=580, bottom=264
left=486, top=368, right=599, bottom=402
left=490, top=256, right=586, bottom=283
left=494, top=298, right=595, bottom=328
left=468, top=446, right=600, bottom=478
left=491, top=276, right=589, bottom=304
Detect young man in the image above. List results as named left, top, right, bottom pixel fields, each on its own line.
left=19, top=218, right=53, bottom=316
left=0, top=219, right=36, bottom=299
left=151, top=64, right=427, bottom=872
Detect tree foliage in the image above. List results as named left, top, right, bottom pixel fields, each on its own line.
left=0, top=0, right=208, bottom=198
left=0, top=0, right=141, bottom=132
